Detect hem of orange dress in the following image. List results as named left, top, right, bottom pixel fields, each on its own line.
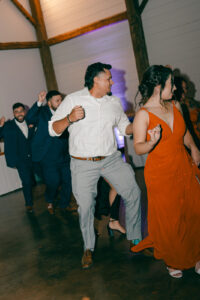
left=130, top=236, right=153, bottom=253
left=161, top=256, right=200, bottom=271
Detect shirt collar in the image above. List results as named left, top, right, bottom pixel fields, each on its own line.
left=83, top=87, right=108, bottom=102
left=50, top=108, right=55, bottom=115
left=15, top=119, right=27, bottom=127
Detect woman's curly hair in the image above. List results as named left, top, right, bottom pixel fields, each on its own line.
left=138, top=65, right=173, bottom=106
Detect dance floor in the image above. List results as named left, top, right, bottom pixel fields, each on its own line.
left=0, top=169, right=199, bottom=300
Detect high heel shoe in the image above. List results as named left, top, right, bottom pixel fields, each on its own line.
left=166, top=267, right=183, bottom=279
left=107, top=219, right=126, bottom=237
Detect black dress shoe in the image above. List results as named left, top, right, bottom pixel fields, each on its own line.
left=26, top=206, right=33, bottom=213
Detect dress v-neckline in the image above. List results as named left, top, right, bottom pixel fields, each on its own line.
left=145, top=104, right=175, bottom=134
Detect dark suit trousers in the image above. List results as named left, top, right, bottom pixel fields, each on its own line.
left=17, top=158, right=34, bottom=207
left=40, top=160, right=72, bottom=208
left=95, top=177, right=120, bottom=220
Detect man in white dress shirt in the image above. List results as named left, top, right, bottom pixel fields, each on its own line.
left=49, top=62, right=141, bottom=269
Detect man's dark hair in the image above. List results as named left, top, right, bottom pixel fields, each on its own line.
left=84, top=62, right=112, bottom=90
left=46, top=90, right=61, bottom=102
left=12, top=102, right=25, bottom=111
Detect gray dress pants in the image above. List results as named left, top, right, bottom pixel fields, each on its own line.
left=70, top=151, right=141, bottom=250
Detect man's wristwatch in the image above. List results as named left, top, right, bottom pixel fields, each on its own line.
left=66, top=114, right=73, bottom=125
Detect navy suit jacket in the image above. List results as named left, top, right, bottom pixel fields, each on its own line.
left=0, top=119, right=34, bottom=168
left=26, top=102, right=69, bottom=162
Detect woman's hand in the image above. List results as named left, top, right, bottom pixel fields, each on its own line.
left=148, top=124, right=161, bottom=146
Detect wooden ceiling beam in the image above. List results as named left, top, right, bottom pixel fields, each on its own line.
left=139, top=0, right=149, bottom=15
left=125, top=0, right=149, bottom=82
left=10, top=0, right=36, bottom=27
left=29, top=0, right=58, bottom=90
left=48, top=12, right=127, bottom=46
left=0, top=41, right=40, bottom=50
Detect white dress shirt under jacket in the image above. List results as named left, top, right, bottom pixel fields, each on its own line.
left=15, top=120, right=28, bottom=139
left=48, top=88, right=130, bottom=157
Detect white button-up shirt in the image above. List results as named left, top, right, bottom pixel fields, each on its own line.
left=15, top=119, right=28, bottom=138
left=48, top=88, right=130, bottom=157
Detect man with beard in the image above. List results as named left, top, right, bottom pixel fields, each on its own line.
left=0, top=103, right=35, bottom=212
left=26, top=90, right=72, bottom=215
left=48, top=62, right=141, bottom=269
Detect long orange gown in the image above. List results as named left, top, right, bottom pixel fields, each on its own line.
left=131, top=103, right=200, bottom=269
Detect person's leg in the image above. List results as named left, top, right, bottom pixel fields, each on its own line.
left=95, top=177, right=110, bottom=220
left=70, top=158, right=100, bottom=252
left=104, top=179, right=126, bottom=234
left=110, top=193, right=120, bottom=220
left=58, top=161, right=72, bottom=209
left=17, top=159, right=34, bottom=210
left=101, top=151, right=141, bottom=242
left=41, top=161, right=60, bottom=213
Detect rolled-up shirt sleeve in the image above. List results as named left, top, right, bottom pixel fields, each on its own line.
left=48, top=95, right=72, bottom=137
left=116, top=101, right=130, bottom=136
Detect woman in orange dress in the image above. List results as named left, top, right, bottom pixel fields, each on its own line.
left=131, top=65, right=200, bottom=278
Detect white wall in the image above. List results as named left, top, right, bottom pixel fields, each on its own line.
left=0, top=50, right=46, bottom=118
left=2, top=0, right=200, bottom=117
left=40, top=0, right=126, bottom=37
left=141, top=0, right=200, bottom=100
left=50, top=20, right=138, bottom=112
left=0, top=0, right=35, bottom=42
left=0, top=0, right=46, bottom=118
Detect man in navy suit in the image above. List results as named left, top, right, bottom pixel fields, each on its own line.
left=0, top=103, right=35, bottom=212
left=26, top=90, right=72, bottom=215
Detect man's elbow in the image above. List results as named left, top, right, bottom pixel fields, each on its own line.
left=52, top=122, right=58, bottom=134
left=48, top=121, right=58, bottom=136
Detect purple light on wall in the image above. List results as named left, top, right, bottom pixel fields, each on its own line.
left=114, top=127, right=124, bottom=149
left=111, top=69, right=133, bottom=149
left=79, top=20, right=126, bottom=38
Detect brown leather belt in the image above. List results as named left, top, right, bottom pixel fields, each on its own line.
left=71, top=155, right=106, bottom=161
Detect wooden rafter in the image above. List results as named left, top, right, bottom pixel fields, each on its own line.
left=10, top=0, right=36, bottom=27
left=0, top=12, right=128, bottom=50
left=125, top=0, right=149, bottom=82
left=139, top=0, right=149, bottom=15
left=48, top=12, right=127, bottom=46
left=0, top=41, right=40, bottom=50
left=29, top=0, right=58, bottom=90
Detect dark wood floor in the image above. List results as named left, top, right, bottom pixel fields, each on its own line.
left=0, top=169, right=199, bottom=300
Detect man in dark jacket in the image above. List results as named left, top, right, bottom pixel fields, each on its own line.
left=26, top=90, right=72, bottom=215
left=0, top=103, right=35, bottom=212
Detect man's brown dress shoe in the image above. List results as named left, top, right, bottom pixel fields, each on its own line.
left=64, top=205, right=78, bottom=212
left=47, top=204, right=54, bottom=215
left=81, top=249, right=93, bottom=269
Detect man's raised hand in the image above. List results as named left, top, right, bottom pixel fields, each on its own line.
left=0, top=116, right=6, bottom=127
left=38, top=91, right=47, bottom=103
